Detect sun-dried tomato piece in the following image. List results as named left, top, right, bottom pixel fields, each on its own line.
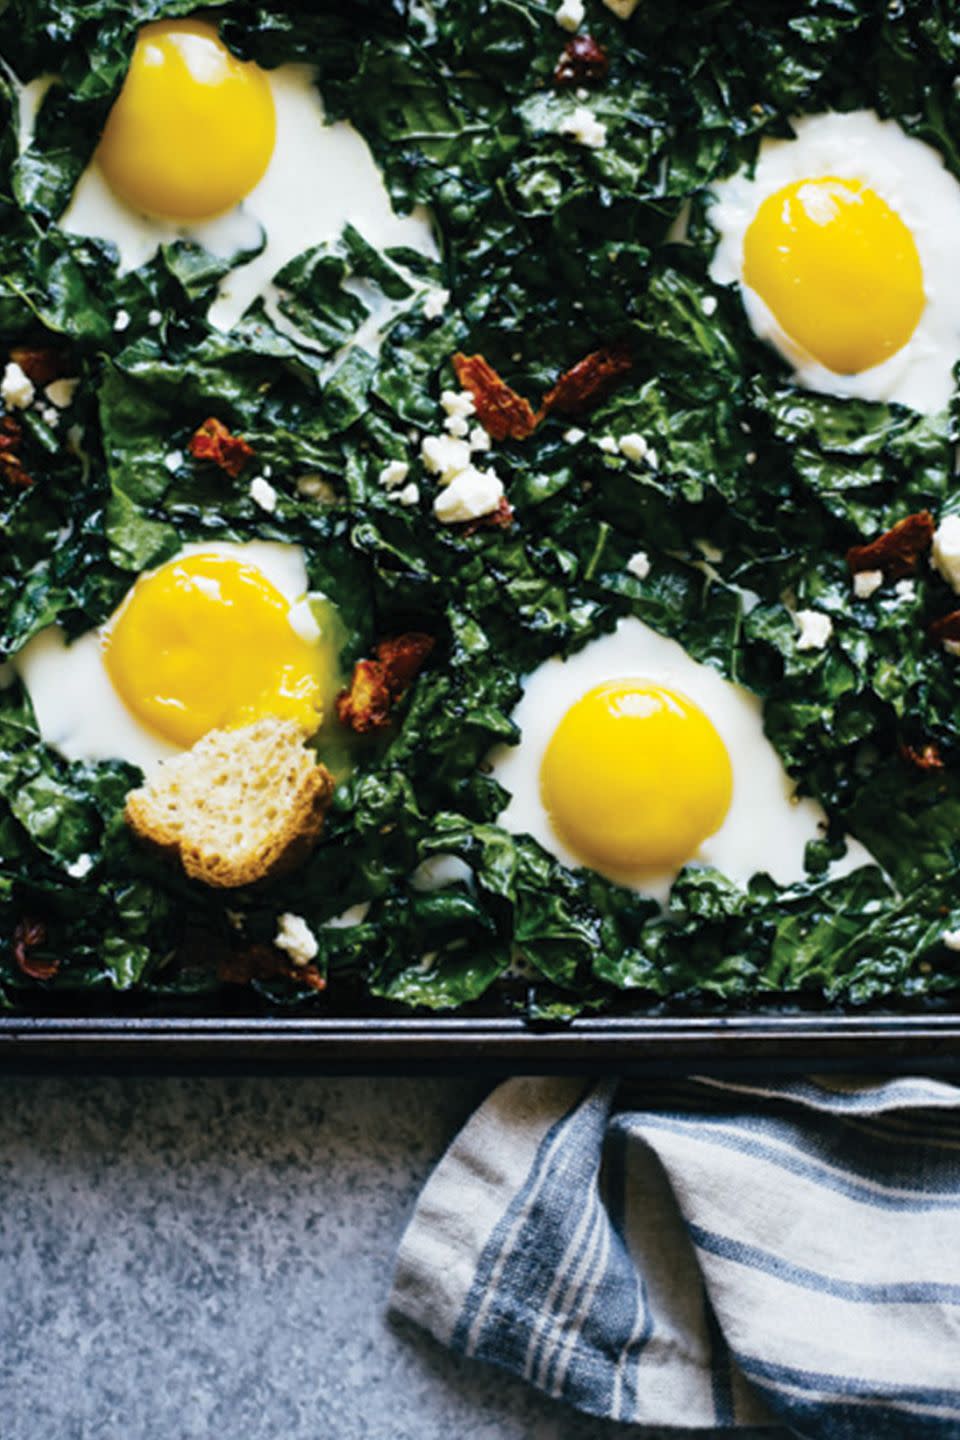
left=461, top=496, right=515, bottom=537
left=188, top=416, right=255, bottom=478
left=13, top=917, right=58, bottom=981
left=846, top=510, right=935, bottom=580
left=0, top=415, right=31, bottom=489
left=554, top=34, right=610, bottom=86
left=900, top=740, right=945, bottom=772
left=9, top=345, right=68, bottom=387
left=452, top=353, right=540, bottom=442
left=218, top=942, right=326, bottom=992
left=336, top=633, right=435, bottom=734
left=541, top=342, right=633, bottom=417
left=930, top=610, right=960, bottom=645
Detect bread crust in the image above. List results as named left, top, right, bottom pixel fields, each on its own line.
left=124, top=719, right=335, bottom=889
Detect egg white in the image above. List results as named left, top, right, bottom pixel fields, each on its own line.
left=14, top=541, right=313, bottom=772
left=58, top=63, right=438, bottom=334
left=489, top=616, right=872, bottom=901
left=708, top=110, right=960, bottom=413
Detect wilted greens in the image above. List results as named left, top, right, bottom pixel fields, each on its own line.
left=2, top=0, right=960, bottom=1017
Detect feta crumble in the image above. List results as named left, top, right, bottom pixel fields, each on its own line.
left=249, top=475, right=278, bottom=512
left=618, top=432, right=649, bottom=463
left=434, top=466, right=504, bottom=524
left=852, top=569, right=883, bottom=599
left=1, top=361, right=34, bottom=410
left=379, top=459, right=410, bottom=490
left=113, top=309, right=131, bottom=332
left=555, top=0, right=585, bottom=30
left=423, top=288, right=450, bottom=320
left=563, top=427, right=586, bottom=445
left=597, top=434, right=619, bottom=454
left=795, top=609, right=833, bottom=652
left=943, top=929, right=960, bottom=952
left=162, top=450, right=182, bottom=474
left=440, top=388, right=476, bottom=437
left=44, top=377, right=79, bottom=409
left=931, top=514, right=960, bottom=593
left=296, top=474, right=336, bottom=502
left=274, top=912, right=318, bottom=967
left=421, top=433, right=472, bottom=483
left=66, top=854, right=94, bottom=879
left=468, top=425, right=491, bottom=453
left=39, top=404, right=59, bottom=427
left=895, top=578, right=917, bottom=600
left=147, top=309, right=162, bottom=326
left=626, top=550, right=651, bottom=580
left=701, top=295, right=718, bottom=317
left=396, top=482, right=420, bottom=507
left=559, top=105, right=607, bottom=150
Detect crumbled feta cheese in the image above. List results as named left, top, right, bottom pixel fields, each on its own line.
left=745, top=451, right=757, bottom=465
left=597, top=434, right=619, bottom=454
left=44, top=377, right=79, bottom=409
left=249, top=475, right=278, bottom=512
left=39, top=404, right=59, bottom=427
left=1, top=361, right=34, bottom=410
left=795, top=609, right=833, bottom=652
left=396, top=482, right=420, bottom=507
left=423, top=288, right=450, bottom=320
left=576, top=86, right=589, bottom=101
left=421, top=433, right=472, bottom=483
left=701, top=295, right=718, bottom=317
left=626, top=550, right=651, bottom=580
left=559, top=106, right=607, bottom=150
left=852, top=568, right=883, bottom=599
left=895, top=578, right=917, bottom=600
left=468, top=425, right=491, bottom=453
left=555, top=0, right=585, bottom=30
left=164, top=450, right=183, bottom=473
left=602, top=0, right=641, bottom=16
left=379, top=459, right=410, bottom=490
left=563, top=427, right=586, bottom=445
left=274, top=912, right=318, bottom=967
left=66, top=854, right=94, bottom=879
left=618, top=432, right=649, bottom=462
left=113, top=309, right=131, bottom=332
left=943, top=929, right=960, bottom=951
left=434, top=466, right=504, bottom=524
left=440, top=389, right=475, bottom=438
left=296, top=473, right=336, bottom=502
left=147, top=309, right=162, bottom=326
left=931, top=514, right=960, bottom=593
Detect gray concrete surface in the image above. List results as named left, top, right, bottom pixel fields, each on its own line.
left=0, top=1075, right=789, bottom=1438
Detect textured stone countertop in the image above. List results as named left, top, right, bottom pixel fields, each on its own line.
left=0, top=1074, right=786, bottom=1439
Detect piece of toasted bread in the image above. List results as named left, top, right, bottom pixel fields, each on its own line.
left=125, top=718, right=335, bottom=889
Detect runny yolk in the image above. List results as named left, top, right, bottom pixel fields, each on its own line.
left=742, top=176, right=925, bottom=375
left=97, top=19, right=276, bottom=222
left=539, top=679, right=733, bottom=874
left=103, top=553, right=322, bottom=748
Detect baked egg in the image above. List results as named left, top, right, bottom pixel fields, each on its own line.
left=709, top=110, right=960, bottom=413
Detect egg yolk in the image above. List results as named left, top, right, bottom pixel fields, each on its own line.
left=97, top=19, right=276, bottom=222
left=742, top=176, right=924, bottom=375
left=103, top=553, right=322, bottom=748
left=540, top=680, right=733, bottom=872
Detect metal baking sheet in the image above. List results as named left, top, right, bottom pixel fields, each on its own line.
left=1, top=1013, right=958, bottom=1072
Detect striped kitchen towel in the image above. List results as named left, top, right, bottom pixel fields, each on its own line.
left=390, top=1074, right=960, bottom=1438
